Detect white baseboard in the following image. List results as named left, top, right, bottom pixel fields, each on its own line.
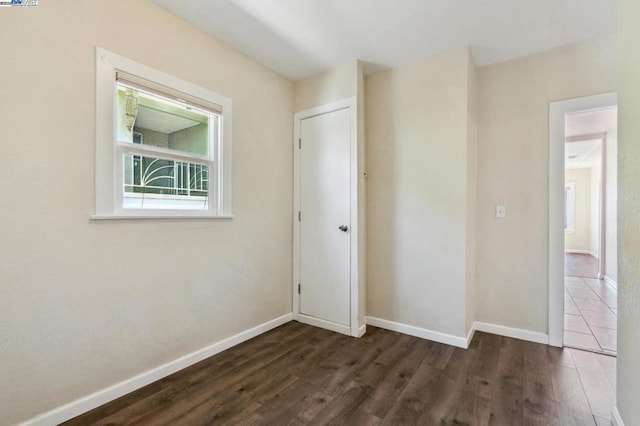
left=612, top=407, right=624, bottom=426
left=466, top=323, right=477, bottom=346
left=474, top=321, right=549, bottom=345
left=296, top=313, right=352, bottom=336
left=358, top=324, right=367, bottom=337
left=366, top=316, right=470, bottom=348
left=564, top=249, right=597, bottom=257
left=604, top=275, right=618, bottom=289
left=364, top=317, right=549, bottom=349
left=20, top=313, right=294, bottom=426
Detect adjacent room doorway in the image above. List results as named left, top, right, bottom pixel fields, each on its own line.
left=563, top=108, right=618, bottom=354
left=548, top=93, right=618, bottom=355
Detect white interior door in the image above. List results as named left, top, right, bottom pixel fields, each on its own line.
left=299, top=107, right=351, bottom=327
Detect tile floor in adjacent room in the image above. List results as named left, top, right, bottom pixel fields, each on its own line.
left=564, top=276, right=617, bottom=355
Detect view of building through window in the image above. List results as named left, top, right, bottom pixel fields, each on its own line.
left=116, top=83, right=218, bottom=210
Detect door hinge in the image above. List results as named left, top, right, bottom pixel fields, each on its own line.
left=298, top=138, right=301, bottom=149
left=298, top=211, right=301, bottom=221
left=298, top=283, right=301, bottom=294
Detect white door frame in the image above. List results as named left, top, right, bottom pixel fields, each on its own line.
left=293, top=97, right=360, bottom=337
left=548, top=92, right=617, bottom=347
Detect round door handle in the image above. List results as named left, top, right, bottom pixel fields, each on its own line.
left=338, top=225, right=349, bottom=232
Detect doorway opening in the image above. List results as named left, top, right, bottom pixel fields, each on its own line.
left=548, top=92, right=617, bottom=350
left=563, top=107, right=617, bottom=355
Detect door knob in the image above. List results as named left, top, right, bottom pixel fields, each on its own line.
left=338, top=225, right=349, bottom=232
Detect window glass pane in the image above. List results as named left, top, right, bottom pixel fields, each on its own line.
left=123, top=154, right=209, bottom=210
left=117, top=83, right=215, bottom=157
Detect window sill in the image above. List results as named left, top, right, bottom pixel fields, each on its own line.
left=90, top=214, right=234, bottom=221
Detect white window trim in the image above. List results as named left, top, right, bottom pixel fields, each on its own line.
left=93, top=47, right=233, bottom=219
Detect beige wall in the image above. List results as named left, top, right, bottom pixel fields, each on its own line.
left=617, top=0, right=640, bottom=423
left=366, top=47, right=476, bottom=338
left=476, top=37, right=616, bottom=332
left=564, top=168, right=592, bottom=253
left=0, top=1, right=293, bottom=424
left=294, top=61, right=358, bottom=111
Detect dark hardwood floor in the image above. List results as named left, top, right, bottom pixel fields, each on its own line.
left=65, top=322, right=611, bottom=425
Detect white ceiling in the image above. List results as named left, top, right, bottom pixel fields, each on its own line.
left=565, top=107, right=617, bottom=170
left=151, top=0, right=617, bottom=81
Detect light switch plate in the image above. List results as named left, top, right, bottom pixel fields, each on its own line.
left=496, top=205, right=506, bottom=218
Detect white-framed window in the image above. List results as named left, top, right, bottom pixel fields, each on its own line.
left=94, top=47, right=232, bottom=219
left=564, top=181, right=575, bottom=234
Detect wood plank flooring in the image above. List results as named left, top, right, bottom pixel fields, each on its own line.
left=65, top=322, right=615, bottom=425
